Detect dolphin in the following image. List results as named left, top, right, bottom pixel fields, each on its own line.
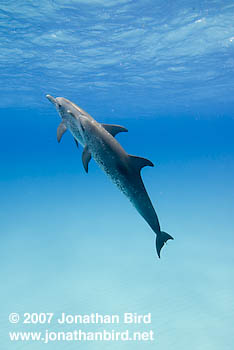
left=46, top=94, right=173, bottom=258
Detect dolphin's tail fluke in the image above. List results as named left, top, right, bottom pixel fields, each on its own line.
left=156, top=231, right=174, bottom=258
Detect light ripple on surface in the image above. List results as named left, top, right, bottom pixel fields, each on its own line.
left=0, top=0, right=234, bottom=116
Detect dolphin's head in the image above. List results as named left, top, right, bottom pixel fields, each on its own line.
left=46, top=94, right=91, bottom=140
left=46, top=94, right=89, bottom=120
left=46, top=95, right=75, bottom=119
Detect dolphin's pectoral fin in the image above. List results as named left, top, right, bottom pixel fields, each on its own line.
left=101, top=124, right=128, bottom=137
left=129, top=155, right=154, bottom=172
left=82, top=145, right=92, bottom=173
left=57, top=122, right=67, bottom=143
left=74, top=138, right=79, bottom=148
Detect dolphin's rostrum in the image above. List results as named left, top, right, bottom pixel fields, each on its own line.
left=46, top=95, right=174, bottom=258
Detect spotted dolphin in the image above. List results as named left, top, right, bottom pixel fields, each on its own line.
left=46, top=95, right=173, bottom=258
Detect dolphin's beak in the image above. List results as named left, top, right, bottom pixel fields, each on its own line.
left=46, top=94, right=57, bottom=105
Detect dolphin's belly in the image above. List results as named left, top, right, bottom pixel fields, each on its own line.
left=66, top=119, right=85, bottom=147
left=86, top=132, right=131, bottom=193
left=86, top=134, right=146, bottom=208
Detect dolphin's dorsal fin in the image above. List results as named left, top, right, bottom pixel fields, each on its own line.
left=57, top=122, right=67, bottom=143
left=101, top=124, right=128, bottom=137
left=129, top=155, right=154, bottom=172
left=82, top=145, right=92, bottom=173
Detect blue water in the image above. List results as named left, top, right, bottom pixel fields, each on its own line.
left=1, top=1, right=234, bottom=349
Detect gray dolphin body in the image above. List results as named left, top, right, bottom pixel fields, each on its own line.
left=46, top=94, right=173, bottom=258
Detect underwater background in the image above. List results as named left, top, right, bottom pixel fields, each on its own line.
left=1, top=0, right=234, bottom=349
